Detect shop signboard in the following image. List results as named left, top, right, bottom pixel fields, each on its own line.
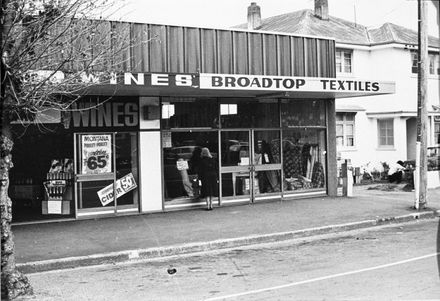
left=97, top=173, right=137, bottom=206
left=27, top=71, right=396, bottom=97
left=199, top=73, right=395, bottom=94
left=69, top=100, right=139, bottom=130
left=81, top=134, right=112, bottom=174
left=112, top=72, right=395, bottom=95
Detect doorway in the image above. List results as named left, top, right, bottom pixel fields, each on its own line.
left=74, top=132, right=139, bottom=218
left=220, top=129, right=282, bottom=204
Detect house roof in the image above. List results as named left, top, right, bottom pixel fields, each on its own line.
left=368, top=23, right=439, bottom=47
left=234, top=9, right=440, bottom=48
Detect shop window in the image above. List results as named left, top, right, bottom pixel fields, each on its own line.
left=10, top=125, right=75, bottom=223
left=282, top=128, right=326, bottom=192
left=336, top=113, right=355, bottom=148
left=378, top=119, right=394, bottom=147
left=220, top=99, right=279, bottom=128
left=161, top=97, right=218, bottom=129
left=162, top=131, right=218, bottom=206
left=336, top=49, right=352, bottom=74
left=281, top=99, right=326, bottom=127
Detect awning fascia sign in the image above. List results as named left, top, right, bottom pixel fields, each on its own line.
left=117, top=72, right=395, bottom=97
left=198, top=73, right=395, bottom=96
left=27, top=70, right=396, bottom=98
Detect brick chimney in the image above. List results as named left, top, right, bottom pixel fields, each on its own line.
left=314, top=0, right=329, bottom=20
left=247, top=2, right=261, bottom=30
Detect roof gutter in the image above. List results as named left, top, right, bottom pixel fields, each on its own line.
left=336, top=42, right=440, bottom=52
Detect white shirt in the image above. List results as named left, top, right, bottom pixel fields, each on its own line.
left=388, top=162, right=404, bottom=175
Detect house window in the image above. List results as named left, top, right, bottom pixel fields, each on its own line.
left=411, top=52, right=418, bottom=74
left=429, top=54, right=440, bottom=75
left=336, top=113, right=355, bottom=147
left=435, top=120, right=440, bottom=144
left=336, top=49, right=352, bottom=73
left=378, top=119, right=394, bottom=147
left=411, top=52, right=440, bottom=75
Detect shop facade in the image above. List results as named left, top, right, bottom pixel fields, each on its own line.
left=10, top=22, right=394, bottom=223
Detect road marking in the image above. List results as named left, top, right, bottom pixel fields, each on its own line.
left=204, top=252, right=440, bottom=301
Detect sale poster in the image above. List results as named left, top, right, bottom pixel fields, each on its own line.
left=81, top=134, right=112, bottom=174
left=97, top=173, right=137, bottom=206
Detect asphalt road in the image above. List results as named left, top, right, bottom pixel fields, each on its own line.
left=20, top=219, right=440, bottom=300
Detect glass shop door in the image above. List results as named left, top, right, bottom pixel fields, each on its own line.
left=219, top=129, right=282, bottom=204
left=251, top=129, right=282, bottom=201
left=220, top=130, right=252, bottom=205
left=74, top=133, right=139, bottom=218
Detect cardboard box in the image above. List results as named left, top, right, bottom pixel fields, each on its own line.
left=42, top=200, right=70, bottom=215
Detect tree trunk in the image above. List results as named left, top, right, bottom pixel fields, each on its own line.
left=0, top=0, right=32, bottom=290
left=1, top=134, right=33, bottom=300
left=1, top=0, right=33, bottom=292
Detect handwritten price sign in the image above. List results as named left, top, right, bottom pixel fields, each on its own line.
left=81, top=134, right=112, bottom=174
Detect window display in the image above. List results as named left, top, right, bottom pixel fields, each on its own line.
left=42, top=159, right=74, bottom=215
left=281, top=129, right=326, bottom=191
left=10, top=125, right=75, bottom=222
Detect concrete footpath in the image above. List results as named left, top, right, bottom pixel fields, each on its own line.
left=13, top=184, right=440, bottom=274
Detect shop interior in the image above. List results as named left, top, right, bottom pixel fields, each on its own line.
left=161, top=97, right=328, bottom=207
left=10, top=124, right=75, bottom=223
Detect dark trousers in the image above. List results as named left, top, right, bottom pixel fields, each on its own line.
left=388, top=171, right=403, bottom=184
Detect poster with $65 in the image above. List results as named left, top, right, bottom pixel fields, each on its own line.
left=81, top=134, right=112, bottom=174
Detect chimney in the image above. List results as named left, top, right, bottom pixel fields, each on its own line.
left=314, top=0, right=329, bottom=20
left=247, top=2, right=261, bottom=30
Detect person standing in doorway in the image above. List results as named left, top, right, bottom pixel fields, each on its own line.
left=199, top=147, right=218, bottom=210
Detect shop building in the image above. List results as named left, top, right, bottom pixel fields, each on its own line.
left=10, top=20, right=394, bottom=223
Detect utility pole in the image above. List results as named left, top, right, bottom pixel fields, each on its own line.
left=415, top=0, right=428, bottom=210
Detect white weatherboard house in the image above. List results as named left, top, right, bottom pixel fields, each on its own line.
left=239, top=1, right=440, bottom=187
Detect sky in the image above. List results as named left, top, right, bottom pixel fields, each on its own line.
left=113, top=0, right=440, bottom=36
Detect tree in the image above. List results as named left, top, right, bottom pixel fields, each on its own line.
left=1, top=0, right=131, bottom=298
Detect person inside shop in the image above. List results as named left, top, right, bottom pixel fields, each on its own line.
left=199, top=147, right=218, bottom=210
left=177, top=157, right=194, bottom=198
left=388, top=160, right=405, bottom=184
